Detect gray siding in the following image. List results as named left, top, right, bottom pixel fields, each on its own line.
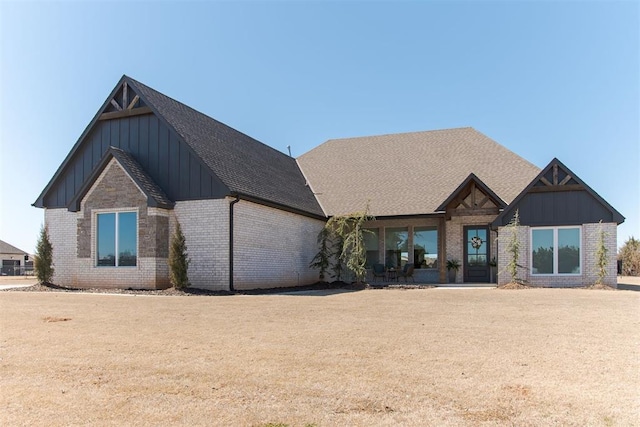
left=43, top=114, right=228, bottom=208
left=498, top=190, right=617, bottom=227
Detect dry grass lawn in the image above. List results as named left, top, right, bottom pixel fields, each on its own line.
left=1, top=288, right=639, bottom=426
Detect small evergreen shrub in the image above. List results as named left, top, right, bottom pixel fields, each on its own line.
left=34, top=224, right=54, bottom=284
left=504, top=210, right=523, bottom=284
left=594, top=223, right=609, bottom=286
left=168, top=221, right=190, bottom=289
left=309, top=227, right=331, bottom=281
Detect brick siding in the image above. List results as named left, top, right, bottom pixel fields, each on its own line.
left=496, top=222, right=618, bottom=287
left=232, top=200, right=325, bottom=290
left=47, top=160, right=172, bottom=289
left=172, top=199, right=230, bottom=291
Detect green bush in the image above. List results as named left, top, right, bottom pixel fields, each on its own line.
left=34, top=224, right=54, bottom=284
left=168, top=221, right=190, bottom=289
left=594, top=224, right=608, bottom=285
left=309, top=227, right=331, bottom=281
left=618, top=236, right=640, bottom=276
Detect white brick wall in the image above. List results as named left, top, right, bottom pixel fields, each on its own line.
left=496, top=222, right=618, bottom=287
left=583, top=222, right=618, bottom=287
left=45, top=208, right=77, bottom=286
left=173, top=199, right=230, bottom=291
left=496, top=225, right=530, bottom=286
left=45, top=208, right=172, bottom=290
left=233, top=200, right=325, bottom=290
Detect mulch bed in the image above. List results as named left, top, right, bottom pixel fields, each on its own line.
left=1, top=281, right=362, bottom=296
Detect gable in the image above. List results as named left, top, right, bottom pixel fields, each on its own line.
left=492, top=158, right=625, bottom=227
left=69, top=147, right=173, bottom=212
left=83, top=158, right=148, bottom=211
left=34, top=76, right=324, bottom=219
left=436, top=173, right=506, bottom=220
left=34, top=77, right=233, bottom=210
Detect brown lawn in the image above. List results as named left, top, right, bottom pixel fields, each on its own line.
left=1, top=288, right=639, bottom=426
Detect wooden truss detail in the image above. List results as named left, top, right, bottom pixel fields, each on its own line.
left=531, top=164, right=583, bottom=193
left=446, top=181, right=499, bottom=219
left=99, top=82, right=152, bottom=121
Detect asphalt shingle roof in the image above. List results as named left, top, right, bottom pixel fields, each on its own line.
left=0, top=240, right=28, bottom=255
left=109, top=147, right=174, bottom=209
left=127, top=77, right=324, bottom=217
left=297, top=127, right=541, bottom=217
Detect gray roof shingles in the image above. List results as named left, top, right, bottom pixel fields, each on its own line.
left=128, top=77, right=324, bottom=217
left=0, top=240, right=28, bottom=255
left=297, top=127, right=541, bottom=217
left=109, top=147, right=174, bottom=209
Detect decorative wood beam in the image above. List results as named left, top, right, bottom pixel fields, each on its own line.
left=439, top=216, right=446, bottom=283
left=110, top=99, right=123, bottom=111
left=477, top=195, right=490, bottom=208
left=450, top=207, right=500, bottom=217
left=99, top=106, right=153, bottom=121
left=559, top=174, right=572, bottom=185
left=470, top=182, right=476, bottom=207
left=540, top=176, right=553, bottom=186
left=529, top=184, right=584, bottom=193
left=127, top=95, right=140, bottom=110
left=553, top=164, right=558, bottom=185
left=123, top=82, right=128, bottom=110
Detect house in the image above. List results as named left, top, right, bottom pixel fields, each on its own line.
left=34, top=76, right=624, bottom=289
left=0, top=240, right=32, bottom=276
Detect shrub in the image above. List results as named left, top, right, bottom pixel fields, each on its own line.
left=330, top=234, right=345, bottom=282
left=504, top=210, right=523, bottom=283
left=34, top=224, right=54, bottom=284
left=325, top=207, right=374, bottom=285
left=618, top=236, right=640, bottom=276
left=168, top=221, right=190, bottom=289
left=309, top=227, right=331, bottom=281
left=594, top=223, right=608, bottom=285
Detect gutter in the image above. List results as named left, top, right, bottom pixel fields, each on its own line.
left=228, top=195, right=240, bottom=292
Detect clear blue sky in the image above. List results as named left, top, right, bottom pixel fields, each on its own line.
left=1, top=0, right=638, bottom=254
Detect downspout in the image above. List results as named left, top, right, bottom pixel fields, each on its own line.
left=229, top=195, right=240, bottom=292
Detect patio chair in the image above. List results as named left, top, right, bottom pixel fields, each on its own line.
left=398, top=263, right=415, bottom=282
left=372, top=263, right=386, bottom=281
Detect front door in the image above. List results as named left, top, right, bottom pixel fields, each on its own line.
left=463, top=226, right=490, bottom=283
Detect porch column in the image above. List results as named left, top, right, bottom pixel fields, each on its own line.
left=439, top=217, right=446, bottom=283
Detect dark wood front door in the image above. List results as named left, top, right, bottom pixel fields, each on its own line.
left=463, top=226, right=490, bottom=283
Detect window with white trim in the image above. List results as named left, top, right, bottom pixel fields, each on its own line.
left=97, top=211, right=137, bottom=267
left=531, top=227, right=581, bottom=275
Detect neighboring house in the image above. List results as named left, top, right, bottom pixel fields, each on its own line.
left=34, top=76, right=624, bottom=289
left=0, top=240, right=31, bottom=276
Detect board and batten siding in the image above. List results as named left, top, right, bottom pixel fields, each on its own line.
left=43, top=113, right=228, bottom=208
left=505, top=190, right=619, bottom=227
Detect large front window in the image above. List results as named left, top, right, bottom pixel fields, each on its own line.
left=414, top=227, right=438, bottom=268
left=385, top=227, right=408, bottom=268
left=97, top=211, right=137, bottom=267
left=531, top=227, right=580, bottom=275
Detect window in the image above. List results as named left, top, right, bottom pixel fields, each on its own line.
left=385, top=227, right=408, bottom=268
left=414, top=227, right=438, bottom=268
left=531, top=227, right=580, bottom=275
left=97, top=211, right=137, bottom=267
left=363, top=228, right=379, bottom=268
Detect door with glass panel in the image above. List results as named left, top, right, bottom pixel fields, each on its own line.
left=463, top=226, right=490, bottom=282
